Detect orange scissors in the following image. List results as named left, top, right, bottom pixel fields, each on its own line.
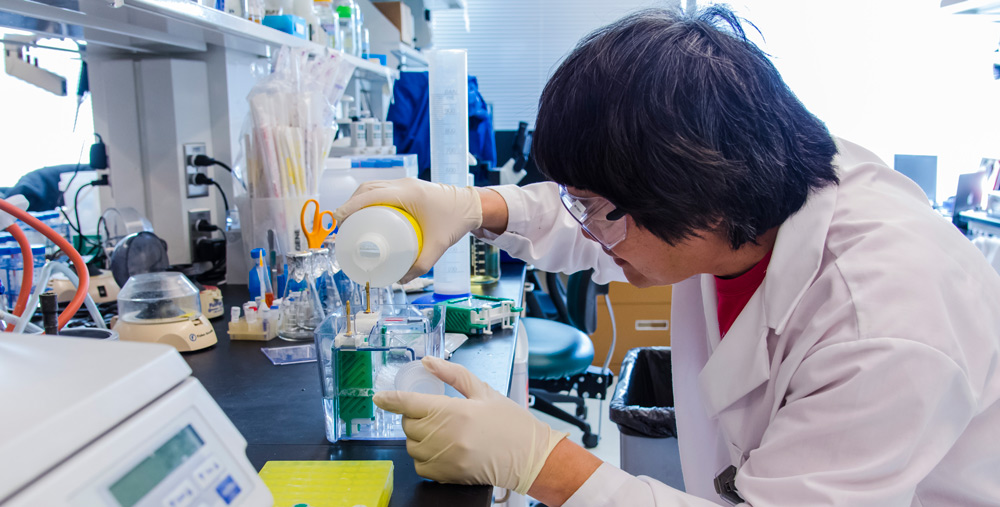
left=300, top=199, right=336, bottom=249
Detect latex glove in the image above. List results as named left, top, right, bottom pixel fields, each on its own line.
left=374, top=356, right=568, bottom=494
left=332, top=178, right=482, bottom=283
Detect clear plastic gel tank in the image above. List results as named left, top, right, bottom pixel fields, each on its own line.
left=314, top=303, right=446, bottom=443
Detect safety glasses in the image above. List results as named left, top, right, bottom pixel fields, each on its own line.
left=557, top=184, right=628, bottom=249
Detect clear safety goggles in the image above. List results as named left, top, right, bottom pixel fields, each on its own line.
left=558, top=184, right=628, bottom=249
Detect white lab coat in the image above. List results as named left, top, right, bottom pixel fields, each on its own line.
left=476, top=139, right=1000, bottom=506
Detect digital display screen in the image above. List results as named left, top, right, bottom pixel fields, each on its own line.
left=109, top=425, right=204, bottom=507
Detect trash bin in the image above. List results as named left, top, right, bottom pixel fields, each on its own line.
left=610, top=347, right=684, bottom=490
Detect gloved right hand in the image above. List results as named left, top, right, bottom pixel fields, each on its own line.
left=332, top=178, right=483, bottom=283
left=374, top=356, right=568, bottom=494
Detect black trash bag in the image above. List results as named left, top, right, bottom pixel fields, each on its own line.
left=610, top=347, right=677, bottom=438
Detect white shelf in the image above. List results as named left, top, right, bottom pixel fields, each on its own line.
left=0, top=0, right=398, bottom=81
left=423, top=0, right=465, bottom=10
left=391, top=42, right=427, bottom=69
left=941, top=0, right=1000, bottom=18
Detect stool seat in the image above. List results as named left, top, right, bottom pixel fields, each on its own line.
left=524, top=317, right=595, bottom=380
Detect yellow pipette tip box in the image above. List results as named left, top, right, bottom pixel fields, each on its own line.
left=258, top=460, right=393, bottom=507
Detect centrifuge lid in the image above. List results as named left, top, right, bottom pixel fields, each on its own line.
left=110, top=231, right=169, bottom=288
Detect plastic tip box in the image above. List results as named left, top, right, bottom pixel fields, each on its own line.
left=258, top=460, right=392, bottom=507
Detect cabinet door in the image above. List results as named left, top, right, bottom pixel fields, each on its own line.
left=590, top=300, right=671, bottom=374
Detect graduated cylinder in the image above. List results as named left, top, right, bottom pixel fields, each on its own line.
left=428, top=49, right=472, bottom=297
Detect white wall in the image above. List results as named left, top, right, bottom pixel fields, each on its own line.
left=433, top=0, right=1000, bottom=203
left=431, top=0, right=679, bottom=131
left=714, top=0, right=1000, bottom=204
left=0, top=36, right=94, bottom=187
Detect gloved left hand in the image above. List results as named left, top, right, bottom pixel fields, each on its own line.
left=373, top=356, right=568, bottom=494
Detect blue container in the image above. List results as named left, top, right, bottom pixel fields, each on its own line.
left=0, top=245, right=16, bottom=307
left=2, top=245, right=43, bottom=304
left=263, top=15, right=307, bottom=39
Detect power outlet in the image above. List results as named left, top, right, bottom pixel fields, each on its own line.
left=188, top=209, right=212, bottom=261
left=185, top=143, right=209, bottom=198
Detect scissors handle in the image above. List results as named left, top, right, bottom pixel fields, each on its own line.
left=300, top=199, right=337, bottom=249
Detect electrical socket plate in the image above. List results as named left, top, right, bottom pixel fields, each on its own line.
left=185, top=143, right=209, bottom=198
left=188, top=209, right=212, bottom=261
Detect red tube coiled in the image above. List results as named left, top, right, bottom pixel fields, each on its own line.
left=0, top=199, right=89, bottom=330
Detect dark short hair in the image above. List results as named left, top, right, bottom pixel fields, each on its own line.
left=533, top=5, right=838, bottom=249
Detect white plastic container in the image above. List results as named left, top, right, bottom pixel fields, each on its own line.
left=294, top=0, right=326, bottom=45
left=365, top=117, right=382, bottom=152
left=319, top=157, right=360, bottom=214
left=334, top=206, right=421, bottom=288
left=382, top=120, right=395, bottom=154
left=350, top=119, right=367, bottom=152
left=428, top=49, right=471, bottom=297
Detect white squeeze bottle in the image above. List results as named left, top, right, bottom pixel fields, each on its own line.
left=334, top=206, right=422, bottom=288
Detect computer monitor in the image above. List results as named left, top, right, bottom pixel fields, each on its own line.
left=954, top=171, right=985, bottom=214
left=894, top=154, right=938, bottom=204
left=979, top=158, right=1000, bottom=209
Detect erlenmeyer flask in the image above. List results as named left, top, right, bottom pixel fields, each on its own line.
left=278, top=250, right=325, bottom=341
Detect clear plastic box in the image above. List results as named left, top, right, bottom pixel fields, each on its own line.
left=314, top=303, right=446, bottom=443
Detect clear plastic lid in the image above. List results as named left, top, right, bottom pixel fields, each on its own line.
left=117, top=272, right=202, bottom=324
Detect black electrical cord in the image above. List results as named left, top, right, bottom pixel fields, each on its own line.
left=94, top=214, right=109, bottom=264
left=209, top=180, right=229, bottom=217
left=58, top=142, right=88, bottom=208
left=73, top=180, right=95, bottom=243
left=95, top=214, right=108, bottom=241
left=62, top=180, right=104, bottom=251
left=192, top=173, right=230, bottom=220
left=185, top=219, right=227, bottom=284
left=192, top=154, right=232, bottom=173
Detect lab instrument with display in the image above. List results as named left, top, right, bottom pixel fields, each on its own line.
left=0, top=333, right=270, bottom=507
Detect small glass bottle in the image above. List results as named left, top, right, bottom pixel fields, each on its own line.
left=313, top=0, right=341, bottom=49
left=361, top=27, right=370, bottom=59
left=335, top=0, right=359, bottom=56
left=278, top=251, right=325, bottom=341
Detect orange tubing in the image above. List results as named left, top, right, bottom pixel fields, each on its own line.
left=4, top=224, right=32, bottom=331
left=0, top=199, right=89, bottom=330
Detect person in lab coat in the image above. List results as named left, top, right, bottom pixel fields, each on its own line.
left=332, top=6, right=1000, bottom=506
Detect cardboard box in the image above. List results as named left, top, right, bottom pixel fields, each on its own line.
left=590, top=301, right=671, bottom=374
left=373, top=2, right=415, bottom=47
left=607, top=282, right=671, bottom=304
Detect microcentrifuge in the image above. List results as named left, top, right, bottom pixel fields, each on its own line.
left=0, top=333, right=271, bottom=507
left=113, top=272, right=218, bottom=352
